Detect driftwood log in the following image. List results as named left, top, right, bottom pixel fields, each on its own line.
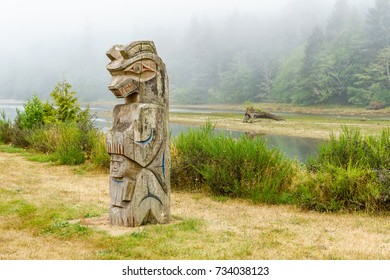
left=243, top=107, right=285, bottom=123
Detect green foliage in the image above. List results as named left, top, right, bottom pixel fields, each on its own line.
left=349, top=47, right=390, bottom=106
left=299, top=162, right=386, bottom=212
left=16, top=94, right=47, bottom=130
left=50, top=81, right=80, bottom=122
left=171, top=122, right=295, bottom=204
left=273, top=0, right=389, bottom=108
left=272, top=47, right=304, bottom=103
left=43, top=220, right=91, bottom=238
left=216, top=52, right=259, bottom=103
left=301, top=127, right=390, bottom=212
left=308, top=126, right=390, bottom=171
left=0, top=111, right=12, bottom=144
left=365, top=0, right=390, bottom=56
left=88, top=130, right=110, bottom=169
left=27, top=125, right=59, bottom=153
left=54, top=122, right=85, bottom=165
left=2, top=81, right=107, bottom=167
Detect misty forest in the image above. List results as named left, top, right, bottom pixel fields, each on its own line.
left=1, top=0, right=389, bottom=108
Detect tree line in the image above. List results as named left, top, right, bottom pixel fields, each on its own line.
left=171, top=0, right=390, bottom=108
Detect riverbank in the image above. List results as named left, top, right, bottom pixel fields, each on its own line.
left=0, top=150, right=389, bottom=259
left=2, top=100, right=389, bottom=140
left=169, top=103, right=390, bottom=140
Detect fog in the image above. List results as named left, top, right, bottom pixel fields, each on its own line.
left=0, top=0, right=375, bottom=102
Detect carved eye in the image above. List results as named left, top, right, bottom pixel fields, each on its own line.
left=131, top=63, right=143, bottom=74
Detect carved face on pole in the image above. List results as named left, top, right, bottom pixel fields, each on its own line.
left=106, top=41, right=168, bottom=106
left=109, top=154, right=139, bottom=208
left=106, top=41, right=170, bottom=227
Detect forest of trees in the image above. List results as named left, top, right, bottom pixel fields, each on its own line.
left=1, top=0, right=388, bottom=108
left=171, top=0, right=390, bottom=107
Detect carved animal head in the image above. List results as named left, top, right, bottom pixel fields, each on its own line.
left=106, top=41, right=168, bottom=106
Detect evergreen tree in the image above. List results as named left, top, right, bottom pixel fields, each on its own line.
left=295, top=25, right=325, bottom=104
left=326, top=0, right=350, bottom=40
left=349, top=47, right=390, bottom=106
left=365, top=0, right=390, bottom=57
left=217, top=52, right=258, bottom=103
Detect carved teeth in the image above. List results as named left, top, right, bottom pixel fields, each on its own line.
left=118, top=83, right=137, bottom=97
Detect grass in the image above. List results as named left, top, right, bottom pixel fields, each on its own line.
left=301, top=127, right=390, bottom=212
left=1, top=142, right=390, bottom=259
left=171, top=122, right=296, bottom=204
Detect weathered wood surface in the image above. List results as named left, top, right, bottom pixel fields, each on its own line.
left=106, top=41, right=170, bottom=227
left=243, top=107, right=285, bottom=123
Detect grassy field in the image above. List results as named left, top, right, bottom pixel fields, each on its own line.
left=169, top=102, right=390, bottom=139
left=1, top=148, right=389, bottom=260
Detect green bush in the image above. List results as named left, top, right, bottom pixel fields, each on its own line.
left=298, top=162, right=387, bottom=212
left=50, top=81, right=81, bottom=122
left=54, top=122, right=85, bottom=165
left=27, top=125, right=59, bottom=153
left=88, top=130, right=110, bottom=169
left=15, top=94, right=47, bottom=130
left=0, top=111, right=12, bottom=144
left=308, top=126, right=390, bottom=171
left=2, top=81, right=106, bottom=167
left=300, top=127, right=390, bottom=212
left=171, top=122, right=295, bottom=204
left=171, top=122, right=215, bottom=191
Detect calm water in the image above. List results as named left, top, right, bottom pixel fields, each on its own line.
left=1, top=101, right=322, bottom=162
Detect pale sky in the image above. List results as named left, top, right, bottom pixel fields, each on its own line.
left=0, top=0, right=296, bottom=68
left=5, top=0, right=375, bottom=99
left=1, top=0, right=289, bottom=39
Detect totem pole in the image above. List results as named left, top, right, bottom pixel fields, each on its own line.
left=105, top=41, right=170, bottom=227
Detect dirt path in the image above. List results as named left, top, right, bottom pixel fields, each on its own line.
left=1, top=152, right=389, bottom=259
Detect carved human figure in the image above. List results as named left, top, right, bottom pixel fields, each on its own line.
left=106, top=41, right=170, bottom=227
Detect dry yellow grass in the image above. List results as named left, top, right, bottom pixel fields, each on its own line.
left=0, top=151, right=389, bottom=259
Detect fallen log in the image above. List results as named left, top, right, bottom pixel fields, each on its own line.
left=243, top=107, right=285, bottom=123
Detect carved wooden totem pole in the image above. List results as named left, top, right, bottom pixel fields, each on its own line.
left=106, top=41, right=170, bottom=226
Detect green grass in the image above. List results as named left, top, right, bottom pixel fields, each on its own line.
left=0, top=145, right=26, bottom=154
left=300, top=127, right=390, bottom=212
left=0, top=144, right=56, bottom=163
left=171, top=121, right=296, bottom=204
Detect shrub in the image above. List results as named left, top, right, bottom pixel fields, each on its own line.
left=16, top=94, right=47, bottom=130
left=300, top=127, right=390, bottom=212
left=4, top=81, right=103, bottom=166
left=26, top=125, right=59, bottom=153
left=298, top=162, right=387, bottom=212
left=308, top=126, right=389, bottom=171
left=171, top=122, right=215, bottom=191
left=0, top=111, right=13, bottom=144
left=171, top=122, right=296, bottom=204
left=88, top=130, right=110, bottom=169
left=50, top=81, right=81, bottom=122
left=54, top=122, right=85, bottom=165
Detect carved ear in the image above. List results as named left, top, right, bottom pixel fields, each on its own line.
left=119, top=50, right=129, bottom=59
left=106, top=45, right=123, bottom=61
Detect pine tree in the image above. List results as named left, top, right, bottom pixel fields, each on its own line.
left=326, top=0, right=350, bottom=40
left=365, top=0, right=390, bottom=56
